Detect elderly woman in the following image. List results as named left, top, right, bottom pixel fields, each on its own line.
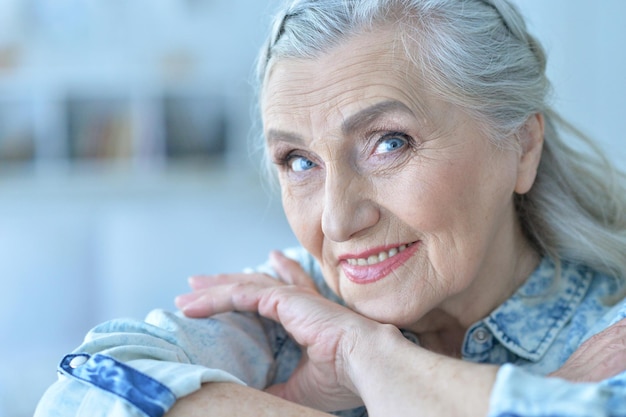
left=36, top=0, right=626, bottom=416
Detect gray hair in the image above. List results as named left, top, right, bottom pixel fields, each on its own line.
left=255, top=0, right=626, bottom=290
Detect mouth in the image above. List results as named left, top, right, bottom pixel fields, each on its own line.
left=339, top=241, right=419, bottom=284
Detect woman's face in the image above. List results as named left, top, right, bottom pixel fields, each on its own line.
left=262, top=30, right=541, bottom=331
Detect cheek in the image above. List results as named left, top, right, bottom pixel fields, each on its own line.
left=381, top=152, right=504, bottom=252
left=379, top=168, right=463, bottom=230
left=281, top=186, right=324, bottom=257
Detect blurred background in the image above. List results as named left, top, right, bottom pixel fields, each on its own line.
left=0, top=1, right=624, bottom=416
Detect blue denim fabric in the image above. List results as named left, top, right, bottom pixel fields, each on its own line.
left=463, top=258, right=623, bottom=372
left=35, top=248, right=626, bottom=417
left=58, top=353, right=175, bottom=417
left=489, top=364, right=626, bottom=417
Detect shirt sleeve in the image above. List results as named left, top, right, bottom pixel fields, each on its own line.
left=34, top=246, right=321, bottom=417
left=35, top=309, right=280, bottom=417
left=488, top=365, right=626, bottom=417
left=488, top=298, right=626, bottom=417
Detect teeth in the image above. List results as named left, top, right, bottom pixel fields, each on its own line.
left=346, top=243, right=412, bottom=266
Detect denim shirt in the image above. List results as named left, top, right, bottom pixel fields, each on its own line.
left=35, top=248, right=626, bottom=417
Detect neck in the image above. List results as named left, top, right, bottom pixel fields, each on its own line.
left=449, top=213, right=542, bottom=325
left=407, top=311, right=467, bottom=358
left=407, top=227, right=541, bottom=355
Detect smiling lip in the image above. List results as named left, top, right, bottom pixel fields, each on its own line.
left=338, top=241, right=420, bottom=284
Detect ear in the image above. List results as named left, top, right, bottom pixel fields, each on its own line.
left=514, top=113, right=544, bottom=194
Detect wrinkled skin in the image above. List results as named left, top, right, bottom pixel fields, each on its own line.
left=175, top=28, right=626, bottom=411
left=176, top=251, right=626, bottom=410
left=176, top=251, right=370, bottom=411
left=550, top=318, right=626, bottom=382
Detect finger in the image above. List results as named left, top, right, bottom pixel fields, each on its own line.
left=177, top=286, right=246, bottom=318
left=180, top=279, right=322, bottom=323
left=187, top=275, right=214, bottom=290
left=187, top=272, right=275, bottom=291
left=179, top=281, right=281, bottom=318
left=174, top=291, right=203, bottom=309
left=269, top=251, right=318, bottom=291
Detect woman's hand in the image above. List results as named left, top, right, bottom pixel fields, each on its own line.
left=174, top=252, right=503, bottom=417
left=550, top=318, right=626, bottom=382
left=175, top=251, right=376, bottom=412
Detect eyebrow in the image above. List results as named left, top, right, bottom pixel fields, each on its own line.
left=341, top=100, right=416, bottom=135
left=265, top=128, right=304, bottom=146
left=265, top=99, right=416, bottom=145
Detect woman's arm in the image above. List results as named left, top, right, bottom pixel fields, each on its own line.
left=180, top=253, right=500, bottom=416
left=344, top=324, right=498, bottom=417
left=167, top=383, right=332, bottom=417
left=179, top=252, right=626, bottom=417
left=550, top=317, right=626, bottom=382
left=352, top=317, right=626, bottom=416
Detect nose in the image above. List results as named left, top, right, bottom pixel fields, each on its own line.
left=321, top=166, right=380, bottom=242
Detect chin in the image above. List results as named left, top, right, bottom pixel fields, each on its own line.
left=351, top=301, right=421, bottom=329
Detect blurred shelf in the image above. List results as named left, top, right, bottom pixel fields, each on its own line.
left=0, top=88, right=232, bottom=179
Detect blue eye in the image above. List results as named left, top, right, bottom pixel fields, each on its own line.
left=290, top=156, right=316, bottom=172
left=375, top=135, right=407, bottom=154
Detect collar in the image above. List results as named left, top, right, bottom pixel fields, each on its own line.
left=483, top=257, right=593, bottom=362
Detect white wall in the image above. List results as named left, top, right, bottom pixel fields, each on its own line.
left=0, top=2, right=291, bottom=416
left=0, top=171, right=299, bottom=417
left=1, top=1, right=625, bottom=416
left=513, top=0, right=626, bottom=170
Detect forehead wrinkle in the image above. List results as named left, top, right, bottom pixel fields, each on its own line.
left=341, top=100, right=417, bottom=136
left=263, top=29, right=444, bottom=148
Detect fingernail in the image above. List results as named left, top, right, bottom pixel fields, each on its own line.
left=174, top=296, right=186, bottom=308
left=269, top=250, right=283, bottom=258
left=174, top=293, right=195, bottom=308
left=180, top=299, right=203, bottom=316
